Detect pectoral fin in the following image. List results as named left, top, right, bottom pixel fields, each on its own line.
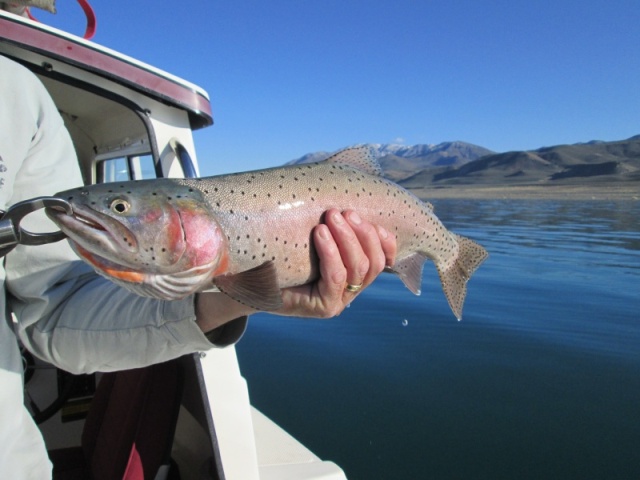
left=213, top=261, right=283, bottom=311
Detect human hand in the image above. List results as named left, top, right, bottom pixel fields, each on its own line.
left=195, top=208, right=397, bottom=331
left=277, top=208, right=397, bottom=318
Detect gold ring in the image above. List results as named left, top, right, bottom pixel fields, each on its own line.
left=345, top=283, right=363, bottom=293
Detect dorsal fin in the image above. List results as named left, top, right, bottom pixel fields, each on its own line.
left=323, top=146, right=383, bottom=176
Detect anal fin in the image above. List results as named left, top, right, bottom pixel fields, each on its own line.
left=386, top=252, right=427, bottom=295
left=213, top=261, right=283, bottom=311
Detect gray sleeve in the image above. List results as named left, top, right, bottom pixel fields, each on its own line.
left=8, top=252, right=247, bottom=374
left=2, top=57, right=243, bottom=375
left=8, top=259, right=214, bottom=373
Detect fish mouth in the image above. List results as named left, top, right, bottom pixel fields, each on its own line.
left=47, top=204, right=139, bottom=263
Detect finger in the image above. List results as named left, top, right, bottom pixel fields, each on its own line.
left=314, top=223, right=347, bottom=299
left=325, top=209, right=369, bottom=291
left=344, top=210, right=388, bottom=287
left=278, top=223, right=347, bottom=318
left=376, top=224, right=397, bottom=269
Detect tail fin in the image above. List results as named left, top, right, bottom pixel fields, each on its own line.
left=437, top=234, right=488, bottom=320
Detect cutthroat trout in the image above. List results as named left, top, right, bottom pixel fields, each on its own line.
left=47, top=147, right=488, bottom=319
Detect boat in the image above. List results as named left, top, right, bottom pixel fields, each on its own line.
left=0, top=9, right=347, bottom=480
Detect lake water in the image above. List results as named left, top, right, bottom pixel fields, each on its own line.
left=236, top=199, right=640, bottom=480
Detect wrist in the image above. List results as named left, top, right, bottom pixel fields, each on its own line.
left=194, top=292, right=255, bottom=333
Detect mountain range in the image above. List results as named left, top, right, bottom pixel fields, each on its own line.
left=289, top=136, right=640, bottom=190
left=288, top=141, right=494, bottom=182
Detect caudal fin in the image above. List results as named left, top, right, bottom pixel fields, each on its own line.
left=437, top=234, right=488, bottom=320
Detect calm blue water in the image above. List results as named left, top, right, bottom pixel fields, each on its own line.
left=236, top=200, right=640, bottom=480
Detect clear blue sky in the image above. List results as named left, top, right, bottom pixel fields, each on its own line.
left=43, top=1, right=640, bottom=176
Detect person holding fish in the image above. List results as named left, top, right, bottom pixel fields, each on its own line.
left=0, top=56, right=397, bottom=478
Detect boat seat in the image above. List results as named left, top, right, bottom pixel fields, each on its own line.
left=48, top=358, right=184, bottom=480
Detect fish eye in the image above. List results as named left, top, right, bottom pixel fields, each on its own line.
left=110, top=198, right=131, bottom=214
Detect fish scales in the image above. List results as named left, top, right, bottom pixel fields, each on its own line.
left=47, top=147, right=488, bottom=319
left=180, top=162, right=457, bottom=285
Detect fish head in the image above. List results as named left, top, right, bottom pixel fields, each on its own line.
left=47, top=180, right=227, bottom=299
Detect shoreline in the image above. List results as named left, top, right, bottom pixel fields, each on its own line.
left=408, top=183, right=640, bottom=201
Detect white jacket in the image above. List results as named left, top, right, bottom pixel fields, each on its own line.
left=0, top=56, right=236, bottom=479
